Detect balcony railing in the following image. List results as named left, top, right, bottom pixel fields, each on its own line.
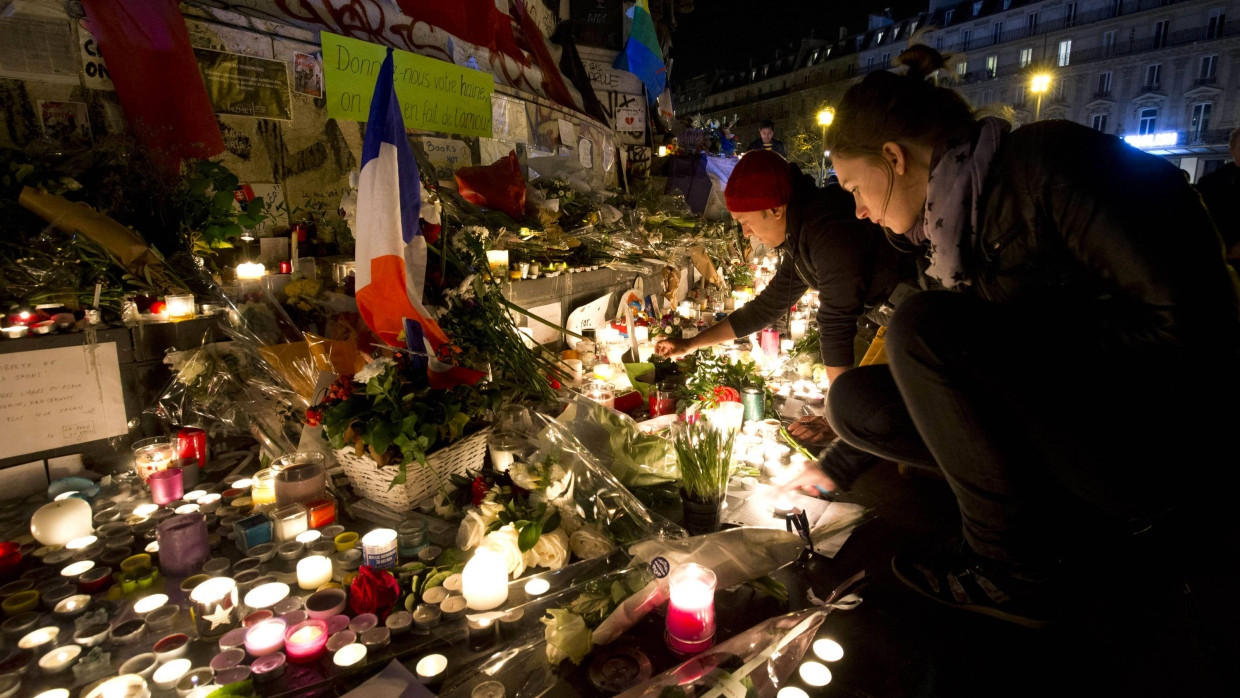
left=1093, top=89, right=1113, bottom=99
left=1194, top=75, right=1218, bottom=86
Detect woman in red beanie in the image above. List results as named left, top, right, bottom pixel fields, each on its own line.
left=655, top=149, right=913, bottom=444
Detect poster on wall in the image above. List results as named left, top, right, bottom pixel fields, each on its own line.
left=37, top=100, right=92, bottom=142
left=321, top=32, right=494, bottom=138
left=0, top=344, right=129, bottom=461
left=78, top=20, right=113, bottom=91
left=570, top=0, right=623, bottom=50
left=491, top=93, right=531, bottom=144
left=293, top=52, right=323, bottom=97
left=611, top=92, right=646, bottom=145
left=195, top=48, right=293, bottom=120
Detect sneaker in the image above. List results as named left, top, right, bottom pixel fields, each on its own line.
left=891, top=539, right=1054, bottom=629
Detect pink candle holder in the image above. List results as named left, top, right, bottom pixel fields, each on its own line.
left=148, top=468, right=184, bottom=506
left=284, top=619, right=329, bottom=663
left=665, top=563, right=717, bottom=655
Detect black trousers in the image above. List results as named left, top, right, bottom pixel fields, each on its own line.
left=827, top=291, right=1237, bottom=567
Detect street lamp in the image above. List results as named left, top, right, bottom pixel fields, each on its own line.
left=1029, top=72, right=1052, bottom=121
left=816, top=107, right=835, bottom=186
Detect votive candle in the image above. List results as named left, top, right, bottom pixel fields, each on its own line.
left=284, top=619, right=329, bottom=663
left=665, top=563, right=717, bottom=654
left=296, top=555, right=333, bottom=591
left=462, top=547, right=508, bottom=611
left=244, top=618, right=287, bottom=656
left=148, top=468, right=184, bottom=506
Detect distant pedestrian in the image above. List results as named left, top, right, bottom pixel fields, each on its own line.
left=747, top=118, right=787, bottom=156
left=1195, top=126, right=1240, bottom=264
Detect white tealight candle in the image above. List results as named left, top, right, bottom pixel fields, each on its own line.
left=133, top=503, right=160, bottom=517
left=38, top=644, right=82, bottom=674
left=296, top=555, right=333, bottom=591
left=65, top=535, right=97, bottom=550
left=60, top=560, right=95, bottom=578
left=813, top=638, right=844, bottom=662
left=415, top=653, right=447, bottom=683
left=798, top=661, right=833, bottom=687
left=776, top=688, right=809, bottom=698
left=174, top=503, right=200, bottom=515
left=134, top=593, right=169, bottom=614
left=183, top=490, right=207, bottom=502
left=332, top=642, right=367, bottom=667
left=54, top=491, right=80, bottom=501
left=295, top=530, right=322, bottom=544
left=523, top=578, right=550, bottom=596
left=236, top=262, right=266, bottom=280
left=462, top=548, right=509, bottom=611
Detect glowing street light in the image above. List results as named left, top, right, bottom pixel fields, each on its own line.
left=816, top=107, right=836, bottom=185
left=1029, top=72, right=1052, bottom=121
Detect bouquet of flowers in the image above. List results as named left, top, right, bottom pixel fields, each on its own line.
left=312, top=353, right=499, bottom=484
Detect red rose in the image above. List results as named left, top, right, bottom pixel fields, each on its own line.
left=547, top=376, right=562, bottom=391
left=471, top=476, right=489, bottom=507
left=713, top=386, right=741, bottom=403
left=349, top=565, right=402, bottom=621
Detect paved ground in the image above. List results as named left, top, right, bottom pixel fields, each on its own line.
left=806, top=461, right=1240, bottom=698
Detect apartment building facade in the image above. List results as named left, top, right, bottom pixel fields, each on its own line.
left=677, top=0, right=1240, bottom=180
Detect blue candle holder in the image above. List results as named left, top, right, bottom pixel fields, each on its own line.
left=234, top=513, right=274, bottom=554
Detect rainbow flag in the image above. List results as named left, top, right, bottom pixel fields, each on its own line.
left=614, top=0, right=666, bottom=105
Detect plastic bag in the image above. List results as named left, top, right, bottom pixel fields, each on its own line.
left=554, top=392, right=678, bottom=487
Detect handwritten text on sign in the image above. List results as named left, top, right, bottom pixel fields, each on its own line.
left=0, top=343, right=128, bottom=460
left=322, top=32, right=494, bottom=138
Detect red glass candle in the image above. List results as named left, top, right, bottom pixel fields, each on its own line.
left=304, top=497, right=336, bottom=528
left=279, top=260, right=292, bottom=274
left=759, top=328, right=781, bottom=356
left=649, top=382, right=678, bottom=417
left=665, top=563, right=717, bottom=655
left=175, top=427, right=208, bottom=469
left=284, top=619, right=328, bottom=663
left=0, top=542, right=21, bottom=581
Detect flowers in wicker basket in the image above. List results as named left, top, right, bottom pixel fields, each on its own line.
left=313, top=353, right=499, bottom=486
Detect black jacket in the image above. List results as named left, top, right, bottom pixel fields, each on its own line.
left=728, top=171, right=909, bottom=366
left=1195, top=161, right=1240, bottom=251
left=747, top=138, right=786, bottom=156
left=970, top=120, right=1239, bottom=359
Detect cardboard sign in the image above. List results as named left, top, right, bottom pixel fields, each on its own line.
left=322, top=31, right=494, bottom=138
left=565, top=293, right=612, bottom=350
left=419, top=136, right=472, bottom=186
left=78, top=20, right=113, bottom=90
left=0, top=343, right=128, bottom=460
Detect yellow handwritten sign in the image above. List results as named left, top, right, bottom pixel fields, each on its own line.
left=321, top=32, right=494, bottom=138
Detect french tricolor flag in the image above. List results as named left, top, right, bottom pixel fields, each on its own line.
left=354, top=47, right=481, bottom=387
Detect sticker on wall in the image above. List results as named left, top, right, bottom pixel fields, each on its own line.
left=293, top=52, right=323, bottom=97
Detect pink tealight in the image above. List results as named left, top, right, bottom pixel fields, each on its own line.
left=251, top=652, right=286, bottom=683
left=217, top=627, right=248, bottom=651
left=210, top=647, right=246, bottom=671
left=326, top=614, right=351, bottom=634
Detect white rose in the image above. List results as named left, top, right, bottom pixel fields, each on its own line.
left=480, top=525, right=526, bottom=578
left=569, top=527, right=614, bottom=561
left=544, top=464, right=572, bottom=500
left=455, top=510, right=491, bottom=550
left=476, top=500, right=504, bottom=522
left=354, top=356, right=395, bottom=384
left=508, top=463, right=539, bottom=492
left=433, top=491, right=456, bottom=518
left=523, top=527, right=570, bottom=571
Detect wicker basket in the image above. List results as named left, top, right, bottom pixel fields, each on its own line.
left=335, top=427, right=492, bottom=511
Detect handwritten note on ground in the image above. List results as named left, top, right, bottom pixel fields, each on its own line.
left=322, top=32, right=494, bottom=138
left=0, top=343, right=128, bottom=460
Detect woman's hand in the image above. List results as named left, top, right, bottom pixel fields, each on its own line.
left=779, top=463, right=840, bottom=499
left=655, top=337, right=694, bottom=360
left=787, top=415, right=836, bottom=447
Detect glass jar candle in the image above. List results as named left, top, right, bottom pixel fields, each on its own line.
left=272, top=504, right=309, bottom=542
left=361, top=529, right=398, bottom=570
left=189, top=577, right=239, bottom=639
left=250, top=469, right=277, bottom=507
left=155, top=513, right=210, bottom=578
left=272, top=454, right=326, bottom=505
left=148, top=468, right=184, bottom=506
left=304, top=497, right=336, bottom=528
left=583, top=380, right=615, bottom=410
left=234, top=513, right=274, bottom=554
left=132, top=437, right=174, bottom=483
left=665, top=563, right=717, bottom=655
left=396, top=519, right=428, bottom=560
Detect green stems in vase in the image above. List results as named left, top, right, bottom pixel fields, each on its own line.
left=674, top=420, right=736, bottom=535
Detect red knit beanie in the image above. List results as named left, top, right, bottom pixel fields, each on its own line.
left=724, top=150, right=792, bottom=212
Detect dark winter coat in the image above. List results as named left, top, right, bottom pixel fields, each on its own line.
left=728, top=171, right=910, bottom=366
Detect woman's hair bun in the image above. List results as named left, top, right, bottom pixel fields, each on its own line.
left=898, top=45, right=948, bottom=82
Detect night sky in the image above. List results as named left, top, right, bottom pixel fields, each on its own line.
left=670, top=0, right=928, bottom=82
